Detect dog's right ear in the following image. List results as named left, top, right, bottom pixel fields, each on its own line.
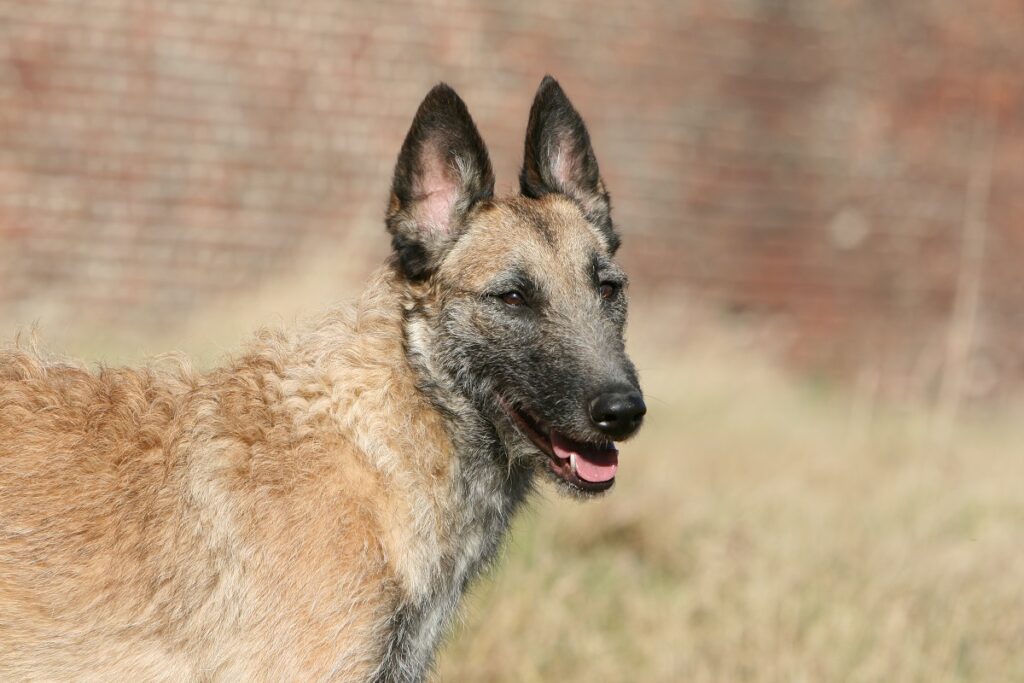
left=386, top=84, right=495, bottom=281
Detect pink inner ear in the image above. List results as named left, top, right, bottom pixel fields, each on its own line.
left=552, top=134, right=602, bottom=214
left=411, top=143, right=458, bottom=234
left=551, top=134, right=579, bottom=189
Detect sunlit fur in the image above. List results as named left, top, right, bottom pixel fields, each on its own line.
left=1, top=273, right=450, bottom=680
left=0, top=77, right=640, bottom=682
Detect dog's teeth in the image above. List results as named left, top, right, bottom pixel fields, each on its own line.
left=569, top=452, right=577, bottom=475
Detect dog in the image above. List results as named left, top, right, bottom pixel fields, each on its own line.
left=0, top=76, right=645, bottom=682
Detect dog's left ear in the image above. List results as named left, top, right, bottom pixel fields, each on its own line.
left=387, top=83, right=495, bottom=281
left=520, top=76, right=618, bottom=253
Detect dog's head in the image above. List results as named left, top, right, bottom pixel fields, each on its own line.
left=386, top=77, right=644, bottom=496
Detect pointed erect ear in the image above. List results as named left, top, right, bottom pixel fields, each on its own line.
left=520, top=76, right=618, bottom=253
left=387, top=84, right=495, bottom=280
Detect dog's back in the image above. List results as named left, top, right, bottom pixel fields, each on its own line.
left=0, top=295, right=415, bottom=680
left=0, top=350, right=207, bottom=678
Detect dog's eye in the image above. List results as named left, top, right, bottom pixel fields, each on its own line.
left=599, top=282, right=620, bottom=300
left=500, top=291, right=527, bottom=307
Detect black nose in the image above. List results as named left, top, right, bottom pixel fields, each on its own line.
left=589, top=390, right=646, bottom=439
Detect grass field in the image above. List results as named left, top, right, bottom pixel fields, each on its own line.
left=7, top=257, right=1022, bottom=683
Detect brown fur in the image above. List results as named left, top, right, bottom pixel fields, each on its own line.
left=0, top=272, right=450, bottom=680
left=0, top=78, right=642, bottom=681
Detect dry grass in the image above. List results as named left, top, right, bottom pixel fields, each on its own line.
left=436, top=324, right=1024, bottom=682
left=6, top=257, right=1022, bottom=682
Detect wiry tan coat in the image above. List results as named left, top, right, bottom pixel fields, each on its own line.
left=0, top=78, right=644, bottom=682
left=0, top=270, right=460, bottom=681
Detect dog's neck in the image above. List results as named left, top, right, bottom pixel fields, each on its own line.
left=394, top=270, right=535, bottom=549
left=274, top=267, right=532, bottom=681
left=263, top=266, right=533, bottom=577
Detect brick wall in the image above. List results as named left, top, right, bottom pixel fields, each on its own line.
left=1, top=0, right=1022, bottom=389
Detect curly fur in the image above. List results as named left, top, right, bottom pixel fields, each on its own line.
left=0, top=77, right=638, bottom=682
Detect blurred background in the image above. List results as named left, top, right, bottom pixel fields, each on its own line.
left=1, top=1, right=1022, bottom=681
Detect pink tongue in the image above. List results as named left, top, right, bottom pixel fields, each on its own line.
left=551, top=433, right=619, bottom=483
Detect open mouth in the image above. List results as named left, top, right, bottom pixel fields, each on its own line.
left=498, top=398, right=618, bottom=493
